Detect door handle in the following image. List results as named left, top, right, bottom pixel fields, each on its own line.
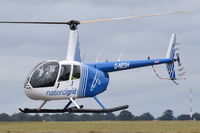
left=71, top=81, right=74, bottom=86
left=57, top=83, right=60, bottom=88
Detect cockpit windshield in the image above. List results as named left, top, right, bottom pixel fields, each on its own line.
left=29, top=61, right=59, bottom=88
left=24, top=61, right=46, bottom=88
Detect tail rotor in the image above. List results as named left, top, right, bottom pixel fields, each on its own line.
left=152, top=34, right=186, bottom=85
left=174, top=42, right=186, bottom=78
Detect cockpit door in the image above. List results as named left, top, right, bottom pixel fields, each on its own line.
left=71, top=65, right=80, bottom=88
left=57, top=64, right=80, bottom=98
left=57, top=65, right=72, bottom=89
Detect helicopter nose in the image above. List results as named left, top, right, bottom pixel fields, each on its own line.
left=24, top=84, right=48, bottom=100
left=24, top=85, right=39, bottom=100
left=24, top=85, right=33, bottom=99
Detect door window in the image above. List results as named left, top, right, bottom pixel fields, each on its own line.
left=71, top=65, right=80, bottom=80
left=58, top=65, right=71, bottom=82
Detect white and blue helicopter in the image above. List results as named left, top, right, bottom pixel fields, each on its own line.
left=0, top=11, right=185, bottom=113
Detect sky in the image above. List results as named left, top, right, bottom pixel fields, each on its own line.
left=0, top=0, right=199, bottom=117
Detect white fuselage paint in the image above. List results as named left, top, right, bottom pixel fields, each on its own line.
left=24, top=60, right=81, bottom=101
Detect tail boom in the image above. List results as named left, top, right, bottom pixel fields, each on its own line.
left=88, top=58, right=173, bottom=73
left=88, top=33, right=183, bottom=82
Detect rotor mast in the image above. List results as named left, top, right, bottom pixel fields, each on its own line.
left=66, top=20, right=81, bottom=62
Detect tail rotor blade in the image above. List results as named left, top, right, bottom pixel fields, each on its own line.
left=178, top=65, right=184, bottom=71
left=177, top=64, right=186, bottom=77
left=174, top=42, right=186, bottom=77
left=178, top=71, right=186, bottom=77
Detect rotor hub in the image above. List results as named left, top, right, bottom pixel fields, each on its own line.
left=67, top=20, right=80, bottom=30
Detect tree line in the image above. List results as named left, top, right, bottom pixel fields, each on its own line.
left=0, top=109, right=200, bottom=121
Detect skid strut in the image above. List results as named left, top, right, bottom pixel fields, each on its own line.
left=69, top=98, right=80, bottom=109
left=39, top=101, right=48, bottom=110
left=93, top=96, right=106, bottom=109
left=64, top=100, right=72, bottom=109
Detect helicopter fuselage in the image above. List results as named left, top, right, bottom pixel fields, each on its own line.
left=24, top=58, right=173, bottom=101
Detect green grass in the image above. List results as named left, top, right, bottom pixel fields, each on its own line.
left=0, top=121, right=200, bottom=133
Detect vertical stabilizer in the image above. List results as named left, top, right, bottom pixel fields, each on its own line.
left=166, top=33, right=176, bottom=80
left=166, top=33, right=176, bottom=59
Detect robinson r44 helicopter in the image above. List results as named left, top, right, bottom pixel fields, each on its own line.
left=0, top=11, right=186, bottom=113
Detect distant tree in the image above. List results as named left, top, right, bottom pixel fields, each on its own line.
left=74, top=114, right=91, bottom=121
left=118, top=110, right=133, bottom=121
left=61, top=113, right=76, bottom=121
left=7, top=109, right=200, bottom=122
left=51, top=114, right=64, bottom=121
left=158, top=109, right=175, bottom=120
left=177, top=114, right=190, bottom=120
left=42, top=114, right=51, bottom=121
left=132, top=116, right=142, bottom=121
left=28, top=114, right=43, bottom=121
left=192, top=113, right=200, bottom=120
left=0, top=113, right=12, bottom=121
left=140, top=112, right=154, bottom=120
left=104, top=113, right=116, bottom=120
left=91, top=113, right=104, bottom=121
left=11, top=113, right=31, bottom=121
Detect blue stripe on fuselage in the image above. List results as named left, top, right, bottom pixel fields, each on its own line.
left=78, top=65, right=88, bottom=97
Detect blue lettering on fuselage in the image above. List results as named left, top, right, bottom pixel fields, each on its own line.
left=46, top=89, right=77, bottom=96
left=114, top=62, right=130, bottom=70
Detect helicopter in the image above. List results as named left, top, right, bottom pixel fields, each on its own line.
left=0, top=11, right=186, bottom=113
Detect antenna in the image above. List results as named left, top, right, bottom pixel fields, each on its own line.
left=117, top=49, right=124, bottom=61
left=189, top=88, right=193, bottom=120
left=81, top=52, right=86, bottom=62
left=95, top=50, right=103, bottom=62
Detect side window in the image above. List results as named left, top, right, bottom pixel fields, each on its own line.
left=72, top=65, right=80, bottom=80
left=58, top=65, right=71, bottom=82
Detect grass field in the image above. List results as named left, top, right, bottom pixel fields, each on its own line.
left=0, top=121, right=200, bottom=133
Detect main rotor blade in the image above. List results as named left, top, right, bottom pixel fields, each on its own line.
left=80, top=11, right=186, bottom=24
left=0, top=11, right=186, bottom=25
left=0, top=21, right=68, bottom=24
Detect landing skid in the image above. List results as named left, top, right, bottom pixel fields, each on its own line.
left=19, top=105, right=129, bottom=113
